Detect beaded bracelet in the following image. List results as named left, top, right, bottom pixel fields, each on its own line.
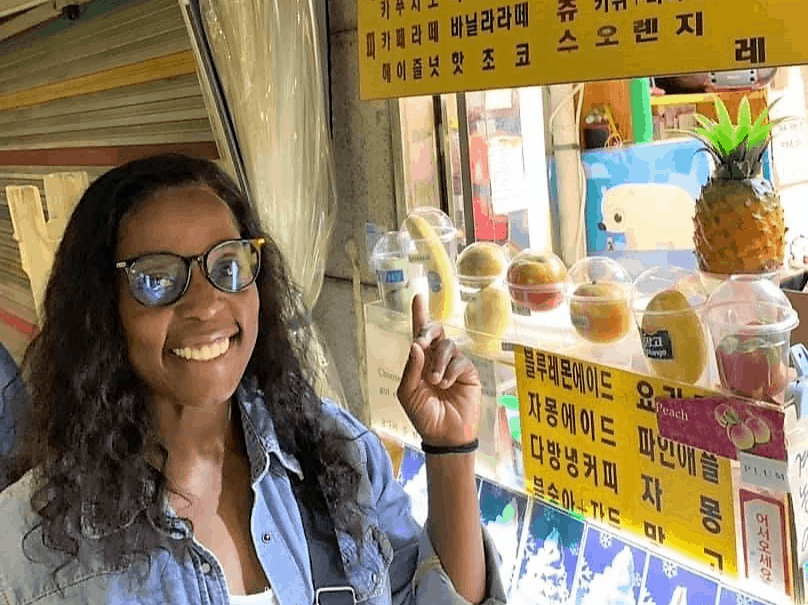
left=421, top=438, right=479, bottom=456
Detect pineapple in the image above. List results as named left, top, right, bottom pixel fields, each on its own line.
left=685, top=96, right=789, bottom=275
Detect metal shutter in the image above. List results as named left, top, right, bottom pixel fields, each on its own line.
left=0, top=0, right=220, bottom=359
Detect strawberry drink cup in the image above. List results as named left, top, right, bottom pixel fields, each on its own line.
left=704, top=275, right=798, bottom=402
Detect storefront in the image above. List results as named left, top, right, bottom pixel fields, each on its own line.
left=361, top=2, right=808, bottom=604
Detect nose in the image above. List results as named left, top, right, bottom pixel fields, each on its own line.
left=176, top=262, right=224, bottom=319
left=597, top=222, right=606, bottom=231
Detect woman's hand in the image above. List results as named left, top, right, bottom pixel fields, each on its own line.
left=396, top=294, right=482, bottom=447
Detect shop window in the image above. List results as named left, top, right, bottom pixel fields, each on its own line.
left=397, top=87, right=552, bottom=255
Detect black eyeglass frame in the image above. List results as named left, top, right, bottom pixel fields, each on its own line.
left=115, top=237, right=266, bottom=307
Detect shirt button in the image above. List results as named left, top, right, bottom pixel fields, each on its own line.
left=200, top=562, right=211, bottom=574
left=262, top=532, right=272, bottom=543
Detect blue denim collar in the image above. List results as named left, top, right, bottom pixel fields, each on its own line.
left=234, top=379, right=304, bottom=483
left=79, top=379, right=303, bottom=540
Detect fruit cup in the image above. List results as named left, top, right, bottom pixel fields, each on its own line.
left=567, top=257, right=632, bottom=345
left=704, top=275, right=799, bottom=402
left=456, top=241, right=509, bottom=302
left=370, top=231, right=413, bottom=315
left=632, top=267, right=710, bottom=385
left=506, top=250, right=568, bottom=313
left=401, top=207, right=459, bottom=322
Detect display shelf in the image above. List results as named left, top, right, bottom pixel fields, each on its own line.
left=365, top=298, right=802, bottom=603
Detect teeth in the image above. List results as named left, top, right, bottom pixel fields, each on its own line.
left=172, top=337, right=230, bottom=361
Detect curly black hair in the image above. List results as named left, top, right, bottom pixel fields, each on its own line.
left=10, top=153, right=364, bottom=590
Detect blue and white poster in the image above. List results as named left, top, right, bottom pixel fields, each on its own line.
left=398, top=446, right=428, bottom=526
left=509, top=499, right=585, bottom=605
left=574, top=527, right=647, bottom=605
left=717, top=587, right=775, bottom=605
left=478, top=479, right=529, bottom=593
left=640, top=555, right=719, bottom=605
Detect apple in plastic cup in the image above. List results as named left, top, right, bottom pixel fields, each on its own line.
left=506, top=251, right=568, bottom=312
left=569, top=282, right=631, bottom=344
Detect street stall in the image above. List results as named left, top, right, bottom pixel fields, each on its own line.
left=359, top=1, right=808, bottom=604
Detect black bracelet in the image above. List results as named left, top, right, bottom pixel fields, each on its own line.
left=421, top=438, right=479, bottom=455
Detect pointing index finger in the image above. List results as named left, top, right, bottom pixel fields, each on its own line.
left=411, top=293, right=428, bottom=340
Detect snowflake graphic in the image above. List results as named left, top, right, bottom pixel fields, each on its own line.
left=633, top=572, right=642, bottom=588
left=569, top=541, right=579, bottom=557
left=662, top=560, right=678, bottom=580
left=736, top=595, right=753, bottom=605
left=544, top=507, right=556, bottom=522
left=599, top=531, right=613, bottom=550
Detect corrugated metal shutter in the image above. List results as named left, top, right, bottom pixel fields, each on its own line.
left=0, top=0, right=220, bottom=360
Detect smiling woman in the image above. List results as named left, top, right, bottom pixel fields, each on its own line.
left=0, top=153, right=505, bottom=605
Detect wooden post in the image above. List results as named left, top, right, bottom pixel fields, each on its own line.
left=6, top=172, right=88, bottom=322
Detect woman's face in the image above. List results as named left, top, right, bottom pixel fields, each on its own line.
left=116, top=185, right=260, bottom=411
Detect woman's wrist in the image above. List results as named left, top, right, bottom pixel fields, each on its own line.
left=420, top=438, right=479, bottom=456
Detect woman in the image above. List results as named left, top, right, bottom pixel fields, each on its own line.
left=0, top=154, right=505, bottom=604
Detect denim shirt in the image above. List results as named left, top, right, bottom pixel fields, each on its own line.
left=0, top=342, right=29, bottom=490
left=0, top=382, right=506, bottom=605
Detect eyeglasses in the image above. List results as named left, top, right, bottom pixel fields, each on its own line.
left=115, top=238, right=265, bottom=307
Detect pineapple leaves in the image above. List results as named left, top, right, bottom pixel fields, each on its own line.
left=693, top=114, right=717, bottom=130
left=678, top=94, right=797, bottom=179
left=712, top=96, right=736, bottom=155
left=734, top=97, right=752, bottom=148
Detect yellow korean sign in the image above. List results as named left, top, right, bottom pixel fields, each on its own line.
left=358, top=0, right=808, bottom=100
left=514, top=344, right=738, bottom=575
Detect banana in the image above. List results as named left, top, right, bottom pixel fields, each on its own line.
left=464, top=285, right=512, bottom=353
left=404, top=214, right=457, bottom=321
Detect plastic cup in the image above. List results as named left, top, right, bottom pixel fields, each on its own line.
left=567, top=257, right=632, bottom=345
left=632, top=267, right=710, bottom=385
left=456, top=241, right=509, bottom=302
left=400, top=207, right=459, bottom=266
left=705, top=275, right=799, bottom=401
left=370, top=231, right=413, bottom=315
left=505, top=249, right=568, bottom=314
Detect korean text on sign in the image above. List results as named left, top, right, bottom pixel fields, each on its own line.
left=515, top=345, right=737, bottom=574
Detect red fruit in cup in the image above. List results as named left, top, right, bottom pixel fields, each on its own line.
left=716, top=333, right=788, bottom=401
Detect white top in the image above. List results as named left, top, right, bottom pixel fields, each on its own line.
left=228, top=587, right=279, bottom=605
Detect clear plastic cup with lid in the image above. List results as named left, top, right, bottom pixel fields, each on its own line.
left=400, top=207, right=459, bottom=266
left=632, top=266, right=710, bottom=385
left=456, top=241, right=509, bottom=302
left=370, top=231, right=413, bottom=315
left=705, top=274, right=798, bottom=401
left=567, top=256, right=632, bottom=345
left=505, top=249, right=568, bottom=315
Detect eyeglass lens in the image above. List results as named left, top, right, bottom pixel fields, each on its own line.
left=128, top=240, right=259, bottom=306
